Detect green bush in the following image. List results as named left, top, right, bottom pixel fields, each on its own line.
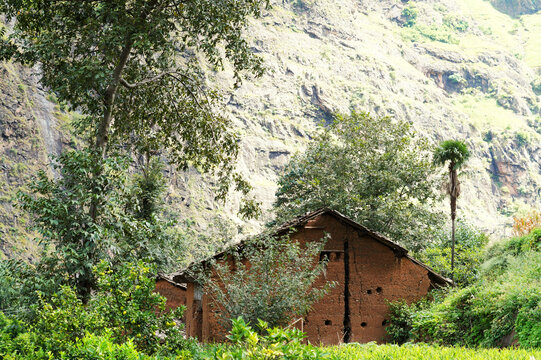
left=402, top=5, right=418, bottom=27
left=416, top=24, right=459, bottom=44
left=419, top=220, right=488, bottom=286
left=448, top=73, right=467, bottom=86
left=211, top=317, right=330, bottom=360
left=0, top=261, right=190, bottom=359
left=91, top=261, right=186, bottom=355
left=515, top=132, right=529, bottom=147
left=516, top=294, right=541, bottom=348
left=388, top=228, right=541, bottom=348
left=443, top=15, right=469, bottom=32
left=386, top=300, right=423, bottom=344
left=203, top=233, right=334, bottom=331
left=532, top=76, right=541, bottom=95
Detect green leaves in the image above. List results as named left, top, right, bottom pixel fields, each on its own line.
left=274, top=111, right=442, bottom=250
left=216, top=316, right=329, bottom=360
left=203, top=233, right=334, bottom=331
left=92, top=261, right=186, bottom=354
left=0, top=261, right=189, bottom=358
left=2, top=0, right=266, bottom=216
left=433, top=140, right=470, bottom=170
left=17, top=150, right=184, bottom=300
left=419, top=220, right=489, bottom=286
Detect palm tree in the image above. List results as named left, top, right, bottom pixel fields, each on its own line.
left=433, top=140, right=470, bottom=281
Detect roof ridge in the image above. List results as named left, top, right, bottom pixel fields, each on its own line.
left=169, top=208, right=453, bottom=286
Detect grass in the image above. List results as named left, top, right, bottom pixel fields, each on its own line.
left=454, top=0, right=541, bottom=69
left=521, top=13, right=541, bottom=69
left=455, top=0, right=522, bottom=54
left=327, top=343, right=541, bottom=360
left=453, top=93, right=529, bottom=131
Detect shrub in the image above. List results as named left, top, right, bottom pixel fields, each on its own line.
left=91, top=261, right=186, bottom=355
left=402, top=5, right=418, bottom=27
left=515, top=294, right=541, bottom=348
left=515, top=132, right=529, bottom=147
left=443, top=15, right=469, bottom=32
left=386, top=299, right=425, bottom=344
left=203, top=233, right=335, bottom=331
left=416, top=24, right=459, bottom=44
left=389, top=230, right=541, bottom=348
left=448, top=73, right=467, bottom=86
left=212, top=317, right=330, bottom=360
left=61, top=333, right=147, bottom=360
left=532, top=76, right=541, bottom=95
left=0, top=261, right=189, bottom=359
left=512, top=210, right=541, bottom=236
left=31, top=285, right=105, bottom=354
left=419, top=220, right=488, bottom=286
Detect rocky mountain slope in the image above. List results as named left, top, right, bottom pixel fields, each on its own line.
left=1, top=0, right=541, bottom=258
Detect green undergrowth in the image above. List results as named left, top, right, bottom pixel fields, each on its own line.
left=388, top=229, right=541, bottom=348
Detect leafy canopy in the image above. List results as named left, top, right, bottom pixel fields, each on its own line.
left=274, top=111, right=442, bottom=250
left=18, top=149, right=184, bottom=300
left=0, top=0, right=269, bottom=208
left=433, top=140, right=470, bottom=169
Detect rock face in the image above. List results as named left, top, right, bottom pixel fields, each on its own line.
left=0, top=63, right=65, bottom=258
left=221, top=0, right=541, bottom=238
left=1, top=0, right=541, bottom=257
left=490, top=0, right=541, bottom=17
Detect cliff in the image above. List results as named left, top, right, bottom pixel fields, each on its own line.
left=1, top=0, right=540, bottom=258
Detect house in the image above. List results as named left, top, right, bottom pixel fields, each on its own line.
left=168, top=208, right=452, bottom=344
left=155, top=274, right=187, bottom=311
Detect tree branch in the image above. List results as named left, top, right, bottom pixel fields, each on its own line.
left=119, top=70, right=175, bottom=89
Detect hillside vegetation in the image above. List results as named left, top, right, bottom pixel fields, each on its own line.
left=388, top=227, right=541, bottom=348
left=1, top=1, right=541, bottom=257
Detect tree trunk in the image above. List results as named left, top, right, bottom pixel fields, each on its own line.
left=449, top=163, right=458, bottom=282
left=451, top=212, right=455, bottom=281
left=94, top=38, right=134, bottom=156
left=88, top=38, right=134, bottom=223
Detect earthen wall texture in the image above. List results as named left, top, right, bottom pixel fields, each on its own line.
left=155, top=280, right=187, bottom=311
left=182, top=213, right=438, bottom=344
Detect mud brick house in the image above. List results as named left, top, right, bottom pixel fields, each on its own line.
left=169, top=208, right=452, bottom=345
left=155, top=274, right=187, bottom=311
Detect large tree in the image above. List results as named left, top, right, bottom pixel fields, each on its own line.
left=433, top=139, right=470, bottom=281
left=274, top=111, right=442, bottom=250
left=1, top=0, right=267, bottom=299
left=0, top=0, right=268, bottom=207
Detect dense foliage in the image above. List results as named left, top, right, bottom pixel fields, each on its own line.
left=0, top=261, right=189, bottom=359
left=418, top=220, right=488, bottom=286
left=202, top=233, right=334, bottom=330
left=274, top=111, right=442, bottom=250
left=1, top=0, right=267, bottom=310
left=209, top=317, right=329, bottom=360
left=0, top=0, right=266, bottom=215
left=388, top=228, right=541, bottom=348
left=17, top=150, right=183, bottom=301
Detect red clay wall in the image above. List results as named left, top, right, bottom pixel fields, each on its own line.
left=298, top=214, right=432, bottom=344
left=155, top=279, right=187, bottom=311
left=183, top=213, right=438, bottom=344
